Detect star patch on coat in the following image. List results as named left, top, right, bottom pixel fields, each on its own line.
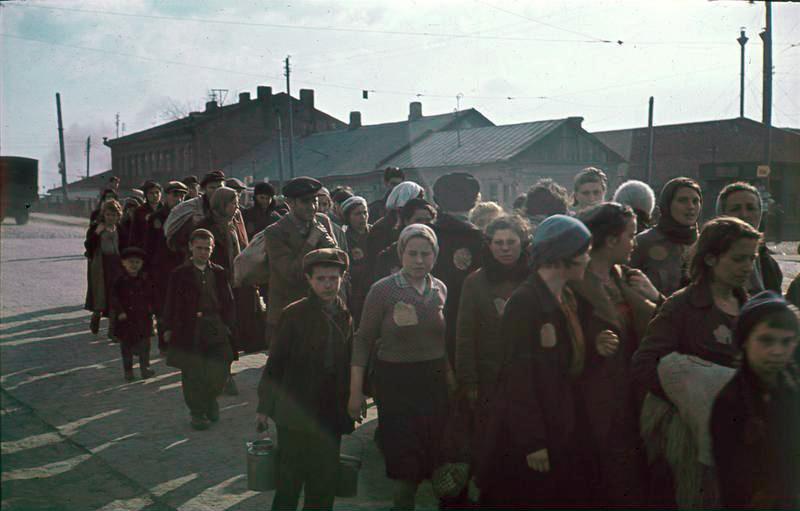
left=713, top=324, right=733, bottom=345
left=393, top=301, right=419, bottom=327
left=453, top=248, right=473, bottom=271
left=540, top=323, right=557, bottom=348
left=648, top=245, right=668, bottom=261
left=493, top=297, right=507, bottom=315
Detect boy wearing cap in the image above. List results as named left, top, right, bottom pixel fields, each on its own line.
left=256, top=248, right=355, bottom=510
left=111, top=247, right=158, bottom=381
left=264, top=177, right=337, bottom=341
left=163, top=228, right=236, bottom=430
left=711, top=291, right=800, bottom=509
left=431, top=172, right=484, bottom=365
left=129, top=181, right=163, bottom=248
left=145, top=181, right=188, bottom=353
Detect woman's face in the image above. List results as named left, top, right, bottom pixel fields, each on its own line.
left=401, top=237, right=436, bottom=280
left=406, top=207, right=434, bottom=226
left=609, top=217, right=637, bottom=264
left=575, top=182, right=605, bottom=209
left=103, top=210, right=121, bottom=226
left=223, top=195, right=239, bottom=218
left=348, top=204, right=369, bottom=232
left=489, top=228, right=522, bottom=266
left=670, top=187, right=702, bottom=226
left=708, top=237, right=759, bottom=289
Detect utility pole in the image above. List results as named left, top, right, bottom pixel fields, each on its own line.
left=646, top=96, right=655, bottom=185
left=737, top=28, right=748, bottom=118
left=284, top=56, right=295, bottom=178
left=115, top=113, right=120, bottom=138
left=56, top=93, right=69, bottom=201
left=760, top=1, right=773, bottom=167
left=276, top=113, right=286, bottom=191
left=85, top=136, right=91, bottom=178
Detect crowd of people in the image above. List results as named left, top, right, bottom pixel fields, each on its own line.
left=84, top=166, right=800, bottom=509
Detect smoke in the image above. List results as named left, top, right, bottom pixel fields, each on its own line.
left=43, top=120, right=114, bottom=191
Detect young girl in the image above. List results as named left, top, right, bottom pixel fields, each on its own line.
left=85, top=199, right=124, bottom=336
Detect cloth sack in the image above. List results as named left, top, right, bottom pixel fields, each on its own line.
left=657, top=353, right=736, bottom=466
left=233, top=229, right=269, bottom=288
left=164, top=197, right=204, bottom=249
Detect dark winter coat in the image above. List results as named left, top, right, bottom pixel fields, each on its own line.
left=128, top=203, right=159, bottom=249
left=345, top=226, right=370, bottom=327
left=144, top=205, right=184, bottom=313
left=162, top=261, right=236, bottom=368
left=257, top=294, right=355, bottom=436
left=630, top=227, right=690, bottom=298
left=368, top=192, right=389, bottom=223
left=242, top=203, right=282, bottom=240
left=631, top=280, right=746, bottom=399
left=84, top=224, right=122, bottom=314
left=432, top=213, right=484, bottom=364
left=759, top=244, right=783, bottom=293
left=373, top=241, right=401, bottom=282
left=711, top=365, right=800, bottom=509
left=110, top=272, right=157, bottom=344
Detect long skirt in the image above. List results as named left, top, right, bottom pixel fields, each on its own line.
left=85, top=253, right=121, bottom=315
left=374, top=357, right=449, bottom=482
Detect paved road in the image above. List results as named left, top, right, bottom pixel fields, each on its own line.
left=1, top=214, right=440, bottom=510
left=1, top=214, right=797, bottom=510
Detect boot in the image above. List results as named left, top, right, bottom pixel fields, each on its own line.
left=223, top=375, right=239, bottom=396
left=90, top=312, right=101, bottom=334
left=190, top=415, right=210, bottom=431
left=140, top=366, right=155, bottom=379
left=124, top=369, right=135, bottom=382
left=207, top=400, right=220, bottom=423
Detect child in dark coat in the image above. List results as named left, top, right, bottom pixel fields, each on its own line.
left=711, top=291, right=800, bottom=509
left=111, top=247, right=157, bottom=381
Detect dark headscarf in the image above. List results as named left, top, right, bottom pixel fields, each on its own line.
left=655, top=177, right=702, bottom=245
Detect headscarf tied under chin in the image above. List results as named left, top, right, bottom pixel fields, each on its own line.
left=210, top=186, right=238, bottom=223
left=655, top=177, right=702, bottom=246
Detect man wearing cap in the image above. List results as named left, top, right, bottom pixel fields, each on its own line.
left=182, top=175, right=200, bottom=199
left=242, top=181, right=281, bottom=240
left=145, top=180, right=188, bottom=353
left=129, top=180, right=163, bottom=248
left=225, top=177, right=247, bottom=195
left=263, top=177, right=337, bottom=342
left=256, top=248, right=354, bottom=510
left=431, top=172, right=484, bottom=365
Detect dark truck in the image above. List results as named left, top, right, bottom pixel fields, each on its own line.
left=0, top=156, right=39, bottom=225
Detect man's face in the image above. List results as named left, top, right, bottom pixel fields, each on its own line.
left=288, top=195, right=318, bottom=223
left=146, top=189, right=162, bottom=206
left=190, top=238, right=214, bottom=265
left=166, top=191, right=186, bottom=208
left=109, top=179, right=120, bottom=192
left=255, top=194, right=273, bottom=209
left=306, top=265, right=343, bottom=303
left=122, top=257, right=143, bottom=276
left=723, top=190, right=761, bottom=229
left=349, top=204, right=369, bottom=232
left=575, top=182, right=605, bottom=210
left=204, top=181, right=223, bottom=197
left=386, top=177, right=403, bottom=190
left=744, top=321, right=798, bottom=379
left=187, top=183, right=200, bottom=198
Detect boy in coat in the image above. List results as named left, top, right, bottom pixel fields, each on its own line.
left=256, top=248, right=354, bottom=511
left=111, top=247, right=157, bottom=381
left=163, top=228, right=236, bottom=431
left=711, top=291, right=800, bottom=509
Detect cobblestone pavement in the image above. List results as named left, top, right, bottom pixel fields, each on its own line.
left=1, top=215, right=438, bottom=510
left=1, top=214, right=797, bottom=510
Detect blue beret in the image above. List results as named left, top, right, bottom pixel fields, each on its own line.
left=531, top=214, right=591, bottom=265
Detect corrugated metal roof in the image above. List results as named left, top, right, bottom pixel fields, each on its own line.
left=225, top=109, right=493, bottom=180
left=383, top=119, right=567, bottom=169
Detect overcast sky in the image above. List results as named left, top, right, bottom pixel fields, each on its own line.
left=2, top=0, right=798, bottom=191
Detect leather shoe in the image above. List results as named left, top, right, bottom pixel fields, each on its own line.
left=190, top=415, right=210, bottom=431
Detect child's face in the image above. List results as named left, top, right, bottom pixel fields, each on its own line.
left=122, top=257, right=143, bottom=276
left=744, top=322, right=798, bottom=377
left=305, top=265, right=343, bottom=303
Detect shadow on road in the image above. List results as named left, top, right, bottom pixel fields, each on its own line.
left=1, top=305, right=85, bottom=324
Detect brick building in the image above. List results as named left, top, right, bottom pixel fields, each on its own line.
left=103, top=86, right=345, bottom=188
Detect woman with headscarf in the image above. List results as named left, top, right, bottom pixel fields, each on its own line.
left=348, top=224, right=454, bottom=510
left=373, top=198, right=437, bottom=282
left=341, top=195, right=370, bottom=327
left=630, top=177, right=703, bottom=298
left=613, top=180, right=656, bottom=234
left=477, top=215, right=593, bottom=507
left=85, top=199, right=124, bottom=336
left=365, top=181, right=425, bottom=277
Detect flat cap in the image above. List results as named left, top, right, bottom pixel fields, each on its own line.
left=120, top=246, right=147, bottom=260
left=303, top=248, right=349, bottom=273
left=225, top=178, right=246, bottom=191
left=254, top=182, right=276, bottom=196
left=141, top=180, right=162, bottom=193
left=282, top=176, right=323, bottom=199
left=200, top=170, right=226, bottom=187
left=182, top=175, right=199, bottom=186
left=165, top=180, right=188, bottom=194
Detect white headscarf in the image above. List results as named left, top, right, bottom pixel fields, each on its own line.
left=385, top=181, right=424, bottom=210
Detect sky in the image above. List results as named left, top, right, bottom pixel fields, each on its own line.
left=1, top=0, right=798, bottom=192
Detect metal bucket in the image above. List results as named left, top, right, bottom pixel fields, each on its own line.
left=336, top=453, right=362, bottom=498
left=246, top=439, right=277, bottom=491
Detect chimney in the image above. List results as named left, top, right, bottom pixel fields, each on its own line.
left=257, top=86, right=272, bottom=100
left=239, top=92, right=251, bottom=103
left=205, top=100, right=218, bottom=112
left=299, top=89, right=315, bottom=110
left=349, top=111, right=362, bottom=129
left=409, top=102, right=423, bottom=121
left=566, top=116, right=584, bottom=127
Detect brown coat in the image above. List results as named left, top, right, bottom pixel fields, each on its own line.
left=263, top=213, right=337, bottom=325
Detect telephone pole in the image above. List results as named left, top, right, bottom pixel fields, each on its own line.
left=760, top=1, right=773, bottom=167
left=56, top=93, right=69, bottom=200
left=284, top=56, right=295, bottom=178
left=737, top=29, right=748, bottom=118
left=646, top=97, right=655, bottom=185
left=85, top=136, right=91, bottom=178
left=115, top=113, right=120, bottom=138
